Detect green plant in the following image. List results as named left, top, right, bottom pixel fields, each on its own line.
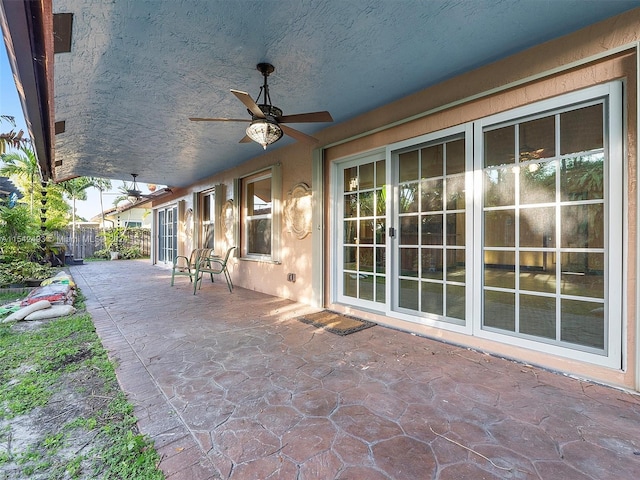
left=0, top=260, right=55, bottom=286
left=0, top=307, right=164, bottom=479
left=120, top=246, right=143, bottom=259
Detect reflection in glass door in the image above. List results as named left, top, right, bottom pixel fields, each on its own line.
left=394, top=136, right=468, bottom=325
left=339, top=157, right=386, bottom=306
left=481, top=101, right=610, bottom=353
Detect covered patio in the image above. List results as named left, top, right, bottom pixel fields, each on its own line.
left=70, top=260, right=640, bottom=479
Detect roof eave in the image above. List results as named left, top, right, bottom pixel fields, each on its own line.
left=0, top=0, right=54, bottom=181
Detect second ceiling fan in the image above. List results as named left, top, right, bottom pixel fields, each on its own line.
left=189, top=63, right=333, bottom=149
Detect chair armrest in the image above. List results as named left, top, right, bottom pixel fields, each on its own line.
left=173, top=255, right=190, bottom=267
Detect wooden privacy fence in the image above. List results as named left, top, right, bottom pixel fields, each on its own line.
left=55, top=227, right=151, bottom=259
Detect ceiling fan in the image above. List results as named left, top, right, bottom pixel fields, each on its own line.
left=189, top=63, right=333, bottom=149
left=125, top=174, right=170, bottom=201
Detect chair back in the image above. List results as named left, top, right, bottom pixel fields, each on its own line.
left=220, top=246, right=236, bottom=265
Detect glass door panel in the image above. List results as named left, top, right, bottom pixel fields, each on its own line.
left=338, top=157, right=386, bottom=306
left=395, top=135, right=467, bottom=325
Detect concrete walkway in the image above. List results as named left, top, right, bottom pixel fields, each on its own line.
left=71, top=260, right=640, bottom=480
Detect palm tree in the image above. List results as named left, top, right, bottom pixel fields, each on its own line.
left=0, top=145, right=40, bottom=213
left=89, top=177, right=113, bottom=232
left=60, top=177, right=93, bottom=252
left=0, top=115, right=28, bottom=154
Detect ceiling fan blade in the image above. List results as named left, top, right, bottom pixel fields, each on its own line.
left=189, top=117, right=249, bottom=122
left=277, top=111, right=333, bottom=123
left=280, top=124, right=319, bottom=145
left=231, top=89, right=265, bottom=118
left=239, top=135, right=252, bottom=143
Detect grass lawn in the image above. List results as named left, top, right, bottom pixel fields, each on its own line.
left=0, top=290, right=165, bottom=479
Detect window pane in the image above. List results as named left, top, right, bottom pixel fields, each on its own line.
left=446, top=139, right=465, bottom=175
left=376, top=276, right=386, bottom=303
left=484, top=253, right=515, bottom=289
left=248, top=218, right=271, bottom=254
left=375, top=188, right=386, bottom=216
left=359, top=162, right=374, bottom=190
left=359, top=219, right=375, bottom=244
left=399, top=279, right=419, bottom=310
left=376, top=160, right=386, bottom=187
left=203, top=224, right=214, bottom=248
left=376, top=247, right=386, bottom=274
left=400, top=248, right=418, bottom=277
left=446, top=249, right=465, bottom=282
left=248, top=178, right=271, bottom=215
left=400, top=216, right=419, bottom=245
left=400, top=183, right=419, bottom=213
left=447, top=285, right=465, bottom=321
left=360, top=274, right=374, bottom=301
left=484, top=167, right=515, bottom=207
left=422, top=214, right=443, bottom=245
left=421, top=144, right=443, bottom=179
left=560, top=253, right=604, bottom=299
left=344, top=193, right=357, bottom=218
left=560, top=154, right=604, bottom=201
left=421, top=178, right=443, bottom=211
left=446, top=175, right=465, bottom=210
left=375, top=219, right=386, bottom=244
left=344, top=166, right=358, bottom=192
left=421, top=282, right=443, bottom=315
left=359, top=247, right=374, bottom=272
left=344, top=273, right=357, bottom=297
left=484, top=125, right=514, bottom=167
left=520, top=251, right=556, bottom=293
left=561, top=299, right=604, bottom=349
left=520, top=207, right=555, bottom=248
left=203, top=195, right=211, bottom=221
left=561, top=204, right=604, bottom=249
left=344, top=220, right=357, bottom=244
left=484, top=210, right=515, bottom=247
left=484, top=290, right=515, bottom=331
left=446, top=213, right=465, bottom=246
left=520, top=161, right=556, bottom=204
left=520, top=294, right=556, bottom=339
left=421, top=248, right=443, bottom=280
left=519, top=116, right=555, bottom=161
left=560, top=104, right=603, bottom=155
left=343, top=246, right=357, bottom=270
left=360, top=191, right=374, bottom=217
left=399, top=150, right=419, bottom=182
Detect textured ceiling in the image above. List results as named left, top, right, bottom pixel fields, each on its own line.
left=52, top=0, right=640, bottom=187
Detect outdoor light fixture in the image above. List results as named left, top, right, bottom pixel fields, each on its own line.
left=246, top=117, right=283, bottom=149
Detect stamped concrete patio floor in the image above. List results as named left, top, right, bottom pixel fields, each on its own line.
left=71, top=260, right=640, bottom=480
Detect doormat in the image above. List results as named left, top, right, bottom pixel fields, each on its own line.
left=298, top=311, right=376, bottom=336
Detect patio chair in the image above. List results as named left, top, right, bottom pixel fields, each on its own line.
left=171, top=248, right=214, bottom=286
left=194, top=247, right=236, bottom=294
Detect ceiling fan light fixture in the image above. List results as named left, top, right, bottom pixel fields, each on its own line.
left=246, top=118, right=283, bottom=149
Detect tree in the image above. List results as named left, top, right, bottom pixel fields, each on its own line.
left=60, top=177, right=93, bottom=249
left=0, top=145, right=40, bottom=214
left=89, top=177, right=113, bottom=233
left=0, top=115, right=29, bottom=155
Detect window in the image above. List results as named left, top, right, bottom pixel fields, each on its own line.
left=333, top=81, right=621, bottom=368
left=240, top=165, right=281, bottom=261
left=124, top=221, right=142, bottom=228
left=474, top=82, right=622, bottom=367
left=201, top=190, right=215, bottom=248
left=157, top=205, right=177, bottom=264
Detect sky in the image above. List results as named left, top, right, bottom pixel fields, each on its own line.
left=1, top=42, right=154, bottom=221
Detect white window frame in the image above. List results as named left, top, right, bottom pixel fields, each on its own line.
left=238, top=164, right=282, bottom=262
left=472, top=81, right=623, bottom=369
left=331, top=82, right=623, bottom=369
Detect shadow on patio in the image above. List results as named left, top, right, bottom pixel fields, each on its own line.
left=71, top=260, right=640, bottom=480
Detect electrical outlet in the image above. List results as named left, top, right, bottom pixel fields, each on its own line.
left=287, top=273, right=296, bottom=282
